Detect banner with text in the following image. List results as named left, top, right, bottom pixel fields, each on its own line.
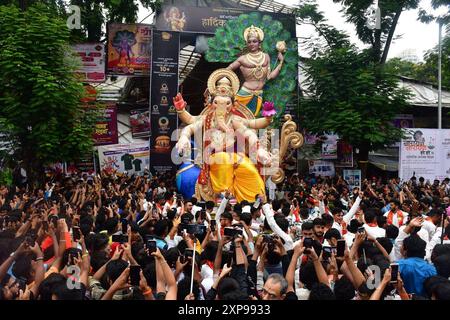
left=93, top=104, right=118, bottom=146
left=106, top=23, right=151, bottom=76
left=73, top=43, right=106, bottom=82
left=399, top=129, right=450, bottom=182
left=98, top=142, right=150, bottom=175
left=150, top=31, right=180, bottom=174
left=155, top=5, right=296, bottom=35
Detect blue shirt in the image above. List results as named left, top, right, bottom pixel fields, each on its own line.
left=398, top=257, right=437, bottom=297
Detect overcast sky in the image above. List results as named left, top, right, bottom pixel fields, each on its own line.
left=284, top=0, right=442, bottom=61
left=138, top=0, right=444, bottom=62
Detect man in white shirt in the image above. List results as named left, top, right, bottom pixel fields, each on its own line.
left=331, top=193, right=363, bottom=236
left=363, top=209, right=386, bottom=239
left=261, top=201, right=294, bottom=251
left=266, top=177, right=277, bottom=201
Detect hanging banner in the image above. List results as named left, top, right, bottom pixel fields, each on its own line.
left=309, top=160, right=335, bottom=177
left=150, top=31, right=180, bottom=174
left=399, top=129, right=450, bottom=182
left=130, top=109, right=151, bottom=138
left=98, top=142, right=150, bottom=175
left=155, top=5, right=296, bottom=36
left=335, top=140, right=353, bottom=167
left=343, top=170, right=362, bottom=191
left=321, top=134, right=338, bottom=160
left=106, top=23, right=151, bottom=76
left=73, top=43, right=106, bottom=82
left=393, top=114, right=414, bottom=129
left=67, top=153, right=95, bottom=175
left=93, top=104, right=118, bottom=146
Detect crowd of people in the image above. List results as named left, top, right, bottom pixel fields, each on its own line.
left=0, top=170, right=450, bottom=300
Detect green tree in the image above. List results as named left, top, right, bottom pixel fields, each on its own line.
left=415, top=32, right=450, bottom=89
left=0, top=4, right=100, bottom=185
left=296, top=1, right=414, bottom=176
left=0, top=0, right=162, bottom=41
left=300, top=46, right=411, bottom=162
left=384, top=57, right=420, bottom=78
left=332, top=0, right=421, bottom=63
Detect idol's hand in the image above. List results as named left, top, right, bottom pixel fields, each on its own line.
left=173, top=93, right=187, bottom=111
left=257, top=149, right=272, bottom=166
left=176, top=136, right=191, bottom=155
left=277, top=52, right=284, bottom=63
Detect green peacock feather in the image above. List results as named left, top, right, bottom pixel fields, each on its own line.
left=205, top=13, right=298, bottom=127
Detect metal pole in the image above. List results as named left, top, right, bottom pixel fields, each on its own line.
left=438, top=20, right=443, bottom=129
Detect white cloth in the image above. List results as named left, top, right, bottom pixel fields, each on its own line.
left=426, top=227, right=450, bottom=262
left=344, top=232, right=355, bottom=249
left=200, top=264, right=214, bottom=293
left=165, top=235, right=183, bottom=249
left=192, top=205, right=202, bottom=216
left=363, top=224, right=386, bottom=239
left=266, top=178, right=277, bottom=201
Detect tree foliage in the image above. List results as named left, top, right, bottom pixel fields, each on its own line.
left=0, top=4, right=100, bottom=183
left=0, top=0, right=162, bottom=41
left=332, top=0, right=421, bottom=63
left=296, top=1, right=413, bottom=165
left=300, top=46, right=411, bottom=155
left=384, top=31, right=450, bottom=89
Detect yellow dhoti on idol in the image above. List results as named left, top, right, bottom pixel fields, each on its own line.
left=208, top=152, right=265, bottom=203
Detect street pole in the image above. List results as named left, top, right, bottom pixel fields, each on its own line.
left=438, top=20, right=442, bottom=129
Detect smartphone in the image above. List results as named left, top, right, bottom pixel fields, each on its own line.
left=303, top=237, right=313, bottom=254
left=181, top=224, right=198, bottom=235
left=72, top=226, right=81, bottom=242
left=223, top=227, right=243, bottom=238
left=322, top=246, right=332, bottom=259
left=25, top=232, right=37, bottom=246
left=253, top=196, right=261, bottom=209
left=357, top=226, right=366, bottom=234
left=112, top=234, right=127, bottom=243
left=129, top=265, right=141, bottom=286
left=210, top=220, right=216, bottom=232
left=336, top=239, right=346, bottom=257
left=390, top=263, right=399, bottom=283
left=121, top=218, right=128, bottom=234
left=184, top=248, right=194, bottom=258
left=146, top=239, right=157, bottom=254
left=196, top=225, right=207, bottom=236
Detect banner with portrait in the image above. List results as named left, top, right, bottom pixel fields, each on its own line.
left=98, top=142, right=150, bottom=175
left=335, top=140, right=353, bottom=167
left=321, top=134, right=338, bottom=160
left=106, top=23, right=151, bottom=76
left=309, top=160, right=335, bottom=177
left=343, top=170, right=361, bottom=191
left=149, top=31, right=180, bottom=174
left=130, top=109, right=151, bottom=138
left=399, top=129, right=450, bottom=182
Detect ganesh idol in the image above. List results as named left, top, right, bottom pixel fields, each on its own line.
left=174, top=69, right=277, bottom=202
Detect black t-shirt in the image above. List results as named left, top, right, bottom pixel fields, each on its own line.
left=284, top=291, right=298, bottom=300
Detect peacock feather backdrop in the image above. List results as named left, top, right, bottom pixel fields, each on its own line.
left=205, top=12, right=298, bottom=127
